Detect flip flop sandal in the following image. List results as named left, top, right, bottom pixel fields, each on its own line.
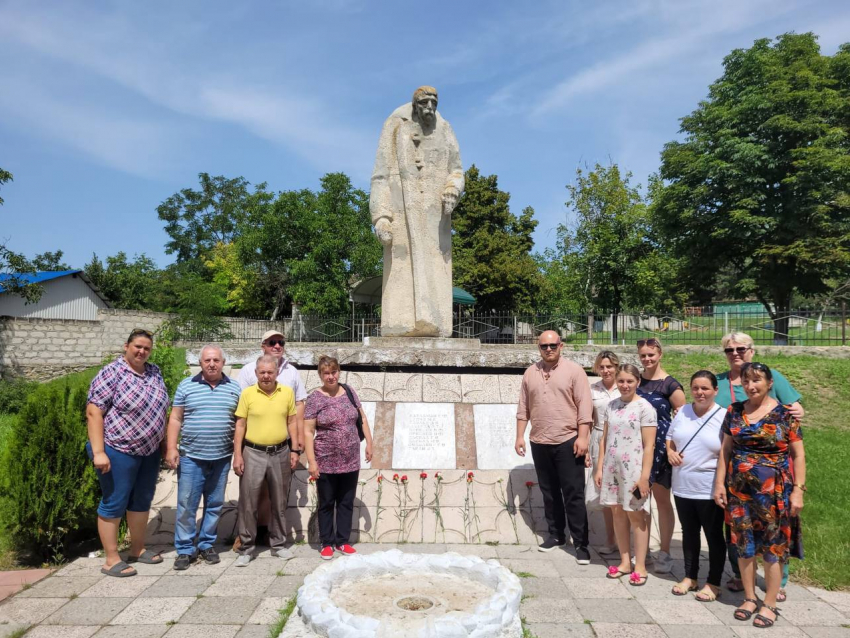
left=101, top=561, right=137, bottom=578
left=753, top=605, right=779, bottom=628
left=695, top=587, right=721, bottom=602
left=629, top=572, right=648, bottom=587
left=672, top=583, right=698, bottom=596
left=126, top=549, right=163, bottom=564
left=607, top=566, right=630, bottom=579
left=734, top=598, right=759, bottom=621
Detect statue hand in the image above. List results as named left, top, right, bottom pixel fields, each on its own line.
left=375, top=218, right=393, bottom=246
left=442, top=188, right=459, bottom=215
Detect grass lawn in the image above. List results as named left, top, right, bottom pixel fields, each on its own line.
left=662, top=351, right=850, bottom=590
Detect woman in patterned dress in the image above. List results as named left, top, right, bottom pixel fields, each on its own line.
left=304, top=356, right=373, bottom=560
left=637, top=337, right=686, bottom=574
left=713, top=363, right=806, bottom=628
left=585, top=351, right=621, bottom=555
left=595, top=364, right=657, bottom=586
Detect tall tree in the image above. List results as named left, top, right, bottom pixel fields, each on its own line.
left=157, top=173, right=266, bottom=262
left=31, top=250, right=71, bottom=271
left=451, top=165, right=543, bottom=312
left=653, top=33, right=850, bottom=343
left=84, top=252, right=161, bottom=310
left=0, top=168, right=41, bottom=303
left=556, top=163, right=683, bottom=339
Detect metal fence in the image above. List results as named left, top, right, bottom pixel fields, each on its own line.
left=172, top=306, right=850, bottom=345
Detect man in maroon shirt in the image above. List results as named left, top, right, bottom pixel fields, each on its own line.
left=516, top=330, right=594, bottom=563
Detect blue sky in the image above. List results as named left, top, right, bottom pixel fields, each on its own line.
left=2, top=0, right=849, bottom=269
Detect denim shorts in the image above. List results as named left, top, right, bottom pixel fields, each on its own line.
left=86, top=442, right=161, bottom=518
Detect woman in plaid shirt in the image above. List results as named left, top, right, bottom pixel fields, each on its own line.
left=86, top=328, right=170, bottom=577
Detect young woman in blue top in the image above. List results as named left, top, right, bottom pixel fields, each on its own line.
left=715, top=332, right=803, bottom=601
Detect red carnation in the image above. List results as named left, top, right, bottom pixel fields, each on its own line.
left=401, top=475, right=408, bottom=482
left=377, top=475, right=383, bottom=483
left=420, top=472, right=428, bottom=479
left=525, top=481, right=535, bottom=488
left=308, top=476, right=315, bottom=483
left=435, top=472, right=443, bottom=481
left=393, top=473, right=400, bottom=481
left=467, top=471, right=474, bottom=478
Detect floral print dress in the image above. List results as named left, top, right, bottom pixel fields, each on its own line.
left=599, top=397, right=657, bottom=512
left=722, top=402, right=804, bottom=563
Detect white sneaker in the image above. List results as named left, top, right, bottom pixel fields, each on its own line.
left=597, top=544, right=618, bottom=555
left=653, top=550, right=673, bottom=573
left=235, top=554, right=252, bottom=567
left=273, top=547, right=294, bottom=560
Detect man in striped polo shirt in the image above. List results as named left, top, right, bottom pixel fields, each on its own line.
left=165, top=344, right=242, bottom=570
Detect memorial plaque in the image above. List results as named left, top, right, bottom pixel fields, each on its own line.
left=360, top=401, right=377, bottom=469
left=392, top=403, right=456, bottom=469
left=473, top=404, right=533, bottom=470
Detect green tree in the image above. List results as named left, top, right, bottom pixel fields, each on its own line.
left=652, top=33, right=850, bottom=343
left=157, top=173, right=266, bottom=262
left=84, top=252, right=162, bottom=310
left=555, top=163, right=683, bottom=339
left=31, top=250, right=71, bottom=271
left=0, top=168, right=42, bottom=303
left=451, top=165, right=543, bottom=312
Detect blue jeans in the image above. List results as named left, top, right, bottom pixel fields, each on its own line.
left=175, top=455, right=231, bottom=556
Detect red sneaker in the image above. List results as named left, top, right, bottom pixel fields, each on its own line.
left=335, top=544, right=357, bottom=556
left=320, top=546, right=334, bottom=560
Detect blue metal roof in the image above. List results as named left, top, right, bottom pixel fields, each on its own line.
left=0, top=270, right=82, bottom=292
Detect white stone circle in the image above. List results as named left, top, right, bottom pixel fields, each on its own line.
left=295, top=549, right=523, bottom=638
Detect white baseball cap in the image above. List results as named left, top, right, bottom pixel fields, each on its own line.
left=261, top=330, right=285, bottom=343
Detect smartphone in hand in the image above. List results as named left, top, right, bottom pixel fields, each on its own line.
left=632, top=486, right=643, bottom=500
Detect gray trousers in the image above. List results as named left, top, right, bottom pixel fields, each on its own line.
left=237, top=444, right=291, bottom=555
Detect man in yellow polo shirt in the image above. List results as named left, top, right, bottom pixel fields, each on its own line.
left=233, top=354, right=297, bottom=566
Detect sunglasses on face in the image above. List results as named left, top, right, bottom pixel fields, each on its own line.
left=539, top=343, right=561, bottom=350
left=265, top=339, right=285, bottom=347
left=636, top=338, right=660, bottom=348
left=724, top=346, right=751, bottom=354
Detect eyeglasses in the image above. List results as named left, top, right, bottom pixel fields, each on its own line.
left=742, top=362, right=769, bottom=372
left=724, top=346, right=751, bottom=355
left=636, top=338, right=660, bottom=348
left=538, top=343, right=561, bottom=350
left=264, top=339, right=285, bottom=347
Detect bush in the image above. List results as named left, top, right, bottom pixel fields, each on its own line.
left=0, top=377, right=39, bottom=414
left=147, top=344, right=187, bottom=398
left=0, top=367, right=101, bottom=563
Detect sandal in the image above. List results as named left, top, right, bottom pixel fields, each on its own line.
left=776, top=588, right=787, bottom=603
left=726, top=577, right=744, bottom=592
left=101, top=560, right=137, bottom=578
left=734, top=598, right=759, bottom=621
left=607, top=566, right=630, bottom=579
left=695, top=585, right=721, bottom=602
left=629, top=571, right=648, bottom=587
left=126, top=549, right=163, bottom=564
left=753, top=605, right=779, bottom=628
left=672, top=581, right=698, bottom=596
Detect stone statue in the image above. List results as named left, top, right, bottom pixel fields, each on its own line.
left=370, top=86, right=464, bottom=337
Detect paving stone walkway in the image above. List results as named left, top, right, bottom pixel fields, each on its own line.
left=0, top=543, right=847, bottom=638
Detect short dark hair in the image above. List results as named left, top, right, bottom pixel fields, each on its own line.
left=127, top=328, right=153, bottom=344
left=690, top=370, right=718, bottom=389
left=741, top=362, right=773, bottom=382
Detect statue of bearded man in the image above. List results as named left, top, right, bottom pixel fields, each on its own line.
left=370, top=86, right=464, bottom=337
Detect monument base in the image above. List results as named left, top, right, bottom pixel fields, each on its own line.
left=363, top=336, right=482, bottom=350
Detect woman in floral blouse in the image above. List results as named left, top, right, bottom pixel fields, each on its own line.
left=304, top=356, right=373, bottom=561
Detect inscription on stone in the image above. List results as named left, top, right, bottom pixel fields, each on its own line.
left=392, top=403, right=456, bottom=469
left=474, top=404, right=533, bottom=470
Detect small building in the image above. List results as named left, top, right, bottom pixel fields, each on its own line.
left=0, top=270, right=111, bottom=320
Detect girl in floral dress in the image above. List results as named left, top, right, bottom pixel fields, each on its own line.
left=594, top=364, right=657, bottom=586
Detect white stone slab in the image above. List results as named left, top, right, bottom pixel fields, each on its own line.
left=473, top=404, right=533, bottom=470
left=392, top=403, right=456, bottom=469
left=360, top=401, right=376, bottom=469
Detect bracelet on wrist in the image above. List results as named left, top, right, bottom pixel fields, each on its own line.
left=793, top=483, right=807, bottom=492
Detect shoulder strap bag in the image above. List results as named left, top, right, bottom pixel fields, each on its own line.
left=340, top=383, right=365, bottom=441
left=678, top=406, right=723, bottom=455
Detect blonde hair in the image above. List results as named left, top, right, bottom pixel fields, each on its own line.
left=592, top=351, right=620, bottom=374
left=721, top=331, right=754, bottom=349
left=317, top=355, right=340, bottom=374
left=617, top=363, right=642, bottom=382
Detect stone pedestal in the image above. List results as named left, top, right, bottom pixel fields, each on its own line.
left=363, top=336, right=482, bottom=350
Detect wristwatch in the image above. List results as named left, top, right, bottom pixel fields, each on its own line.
left=793, top=483, right=807, bottom=492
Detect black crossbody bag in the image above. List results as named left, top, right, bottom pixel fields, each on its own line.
left=678, top=406, right=724, bottom=455
left=340, top=383, right=365, bottom=441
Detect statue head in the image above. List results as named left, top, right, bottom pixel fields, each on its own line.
left=412, top=86, right=438, bottom=127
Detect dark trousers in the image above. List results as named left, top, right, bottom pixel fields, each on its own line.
left=531, top=438, right=588, bottom=548
left=316, top=470, right=359, bottom=547
left=675, top=495, right=726, bottom=586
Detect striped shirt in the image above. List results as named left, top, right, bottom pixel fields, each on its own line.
left=173, top=373, right=242, bottom=460
left=236, top=358, right=307, bottom=401
left=87, top=357, right=170, bottom=456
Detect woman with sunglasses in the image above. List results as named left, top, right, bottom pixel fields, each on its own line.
left=713, top=362, right=805, bottom=629
left=715, top=332, right=803, bottom=599
left=636, top=337, right=686, bottom=574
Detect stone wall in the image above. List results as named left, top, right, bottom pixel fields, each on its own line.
left=0, top=309, right=171, bottom=380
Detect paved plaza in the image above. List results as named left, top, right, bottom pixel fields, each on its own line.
left=1, top=542, right=848, bottom=638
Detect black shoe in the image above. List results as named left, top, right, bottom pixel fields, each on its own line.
left=576, top=547, right=591, bottom=565
left=199, top=548, right=220, bottom=565
left=174, top=554, right=194, bottom=571
left=538, top=537, right=566, bottom=552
